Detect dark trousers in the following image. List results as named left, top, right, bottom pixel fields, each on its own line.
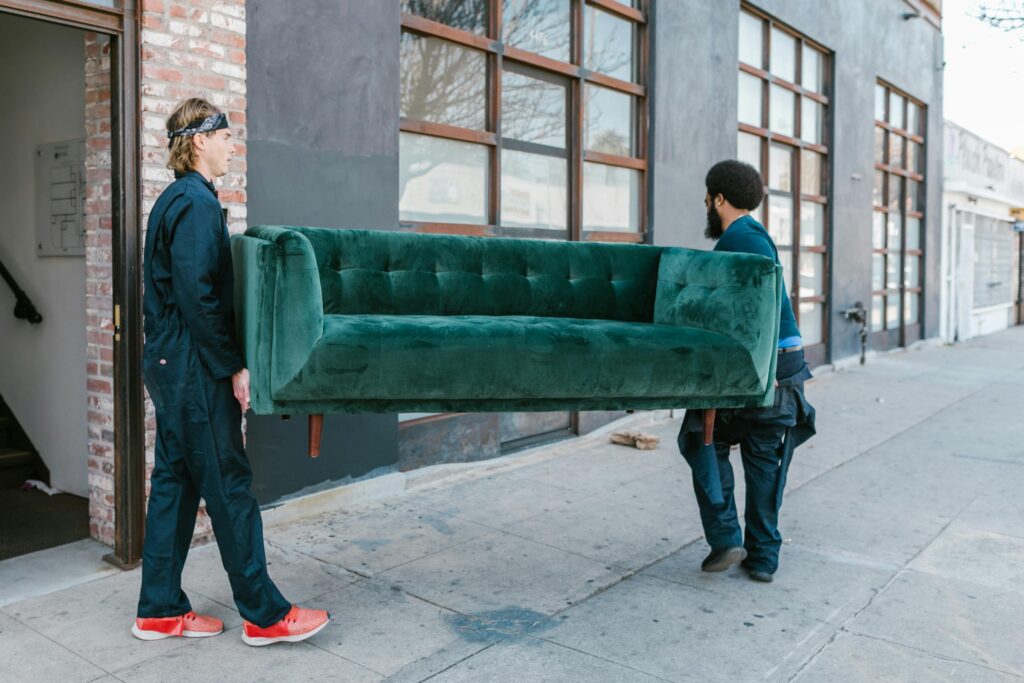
left=681, top=349, right=807, bottom=574
left=137, top=322, right=290, bottom=627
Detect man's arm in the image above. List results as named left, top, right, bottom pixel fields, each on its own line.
left=168, top=196, right=245, bottom=380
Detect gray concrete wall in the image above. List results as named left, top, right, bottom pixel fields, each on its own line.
left=650, top=0, right=944, bottom=361
left=246, top=0, right=402, bottom=503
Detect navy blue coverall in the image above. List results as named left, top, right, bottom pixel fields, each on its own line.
left=137, top=171, right=290, bottom=627
left=678, top=215, right=816, bottom=575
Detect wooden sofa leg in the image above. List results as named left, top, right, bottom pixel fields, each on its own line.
left=703, top=408, right=716, bottom=446
left=309, top=414, right=323, bottom=458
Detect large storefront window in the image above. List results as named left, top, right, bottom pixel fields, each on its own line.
left=399, top=0, right=648, bottom=242
left=872, top=80, right=926, bottom=348
left=736, top=5, right=830, bottom=363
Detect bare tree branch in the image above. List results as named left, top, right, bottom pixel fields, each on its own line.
left=976, top=0, right=1024, bottom=31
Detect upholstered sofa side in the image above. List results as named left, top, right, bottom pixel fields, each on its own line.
left=653, top=248, right=782, bottom=406
left=234, top=226, right=324, bottom=412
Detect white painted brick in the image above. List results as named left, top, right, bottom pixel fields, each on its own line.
left=210, top=61, right=245, bottom=79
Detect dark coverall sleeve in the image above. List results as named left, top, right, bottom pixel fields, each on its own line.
left=167, top=196, right=245, bottom=380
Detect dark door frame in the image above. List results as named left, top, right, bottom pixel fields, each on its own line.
left=0, top=0, right=144, bottom=568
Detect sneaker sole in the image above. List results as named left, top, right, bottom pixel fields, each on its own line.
left=131, top=624, right=222, bottom=640
left=241, top=617, right=330, bottom=647
left=702, top=547, right=748, bottom=572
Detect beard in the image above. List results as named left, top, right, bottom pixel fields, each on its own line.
left=704, top=204, right=724, bottom=240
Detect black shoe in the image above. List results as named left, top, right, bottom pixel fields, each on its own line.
left=701, top=547, right=747, bottom=572
left=745, top=566, right=774, bottom=583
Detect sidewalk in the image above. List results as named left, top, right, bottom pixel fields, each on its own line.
left=2, top=327, right=1022, bottom=682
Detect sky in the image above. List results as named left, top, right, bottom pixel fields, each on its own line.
left=942, top=0, right=1024, bottom=154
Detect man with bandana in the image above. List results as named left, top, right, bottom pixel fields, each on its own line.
left=133, top=98, right=330, bottom=646
left=677, top=160, right=816, bottom=583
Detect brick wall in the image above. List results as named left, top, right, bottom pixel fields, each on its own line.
left=86, top=0, right=248, bottom=547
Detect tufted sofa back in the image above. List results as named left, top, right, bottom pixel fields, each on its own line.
left=291, top=227, right=663, bottom=323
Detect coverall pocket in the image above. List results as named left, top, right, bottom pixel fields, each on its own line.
left=143, top=326, right=195, bottom=415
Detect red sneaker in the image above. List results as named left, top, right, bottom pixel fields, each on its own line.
left=132, top=611, right=224, bottom=640
left=241, top=605, right=330, bottom=647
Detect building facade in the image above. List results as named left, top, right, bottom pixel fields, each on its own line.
left=0, top=0, right=947, bottom=565
left=940, top=121, right=1024, bottom=342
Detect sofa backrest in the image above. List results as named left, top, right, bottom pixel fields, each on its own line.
left=291, top=227, right=663, bottom=322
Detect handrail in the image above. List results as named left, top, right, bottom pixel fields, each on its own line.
left=0, top=258, right=43, bottom=324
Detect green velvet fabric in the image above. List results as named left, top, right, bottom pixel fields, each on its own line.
left=231, top=226, right=783, bottom=415
left=274, top=314, right=758, bottom=402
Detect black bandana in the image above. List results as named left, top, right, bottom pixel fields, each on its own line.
left=167, top=112, right=229, bottom=148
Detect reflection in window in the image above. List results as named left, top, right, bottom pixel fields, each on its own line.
left=399, top=132, right=489, bottom=224
left=400, top=33, right=487, bottom=130
left=585, top=5, right=633, bottom=82
left=502, top=71, right=566, bottom=147
left=503, top=0, right=570, bottom=62
left=585, top=85, right=633, bottom=156
left=583, top=163, right=639, bottom=232
left=501, top=151, right=567, bottom=230
left=401, top=0, right=489, bottom=35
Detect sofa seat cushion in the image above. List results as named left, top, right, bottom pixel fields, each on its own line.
left=273, top=315, right=761, bottom=402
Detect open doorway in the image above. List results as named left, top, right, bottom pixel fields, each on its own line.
left=0, top=13, right=107, bottom=560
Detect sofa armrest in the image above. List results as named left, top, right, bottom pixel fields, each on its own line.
left=232, top=226, right=324, bottom=411
left=653, top=248, right=781, bottom=405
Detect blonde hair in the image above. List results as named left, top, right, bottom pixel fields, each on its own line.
left=166, top=97, right=221, bottom=175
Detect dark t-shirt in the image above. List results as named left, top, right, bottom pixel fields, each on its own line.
left=714, top=214, right=801, bottom=344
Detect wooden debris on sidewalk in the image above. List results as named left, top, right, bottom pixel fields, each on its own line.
left=609, top=431, right=660, bottom=450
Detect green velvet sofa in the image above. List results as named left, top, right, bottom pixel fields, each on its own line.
left=232, top=226, right=783, bottom=455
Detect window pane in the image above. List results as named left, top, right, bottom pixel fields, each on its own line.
left=738, top=131, right=762, bottom=169
left=739, top=11, right=764, bottom=68
left=874, top=84, right=886, bottom=121
left=873, top=171, right=885, bottom=207
left=801, top=97, right=821, bottom=144
left=770, top=27, right=797, bottom=82
left=887, top=173, right=901, bottom=213
left=889, top=91, right=905, bottom=129
left=769, top=84, right=795, bottom=137
left=888, top=134, right=904, bottom=168
left=501, top=71, right=566, bottom=147
left=503, top=0, right=571, bottom=62
left=799, top=301, right=823, bottom=345
left=767, top=195, right=793, bottom=246
left=800, top=149, right=822, bottom=196
left=886, top=296, right=899, bottom=329
left=799, top=252, right=824, bottom=297
left=500, top=150, right=567, bottom=230
left=871, top=295, right=884, bottom=331
left=585, top=85, right=633, bottom=156
left=904, top=291, right=919, bottom=324
left=738, top=72, right=763, bottom=127
left=872, top=211, right=885, bottom=248
left=887, top=214, right=902, bottom=251
left=907, top=101, right=921, bottom=136
left=399, top=132, right=488, bottom=224
left=585, top=5, right=633, bottom=82
left=904, top=254, right=920, bottom=288
left=886, top=254, right=900, bottom=290
left=768, top=143, right=792, bottom=191
left=401, top=0, right=488, bottom=34
left=907, top=142, right=923, bottom=174
left=872, top=253, right=885, bottom=290
left=800, top=202, right=824, bottom=246
left=583, top=162, right=639, bottom=232
left=874, top=127, right=886, bottom=164
left=906, top=179, right=920, bottom=212
left=906, top=216, right=921, bottom=250
left=778, top=248, right=793, bottom=292
left=400, top=33, right=487, bottom=130
left=801, top=44, right=822, bottom=92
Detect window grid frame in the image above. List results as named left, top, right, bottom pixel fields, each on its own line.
left=871, top=79, right=926, bottom=338
left=738, top=3, right=832, bottom=354
left=399, top=0, right=649, bottom=243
